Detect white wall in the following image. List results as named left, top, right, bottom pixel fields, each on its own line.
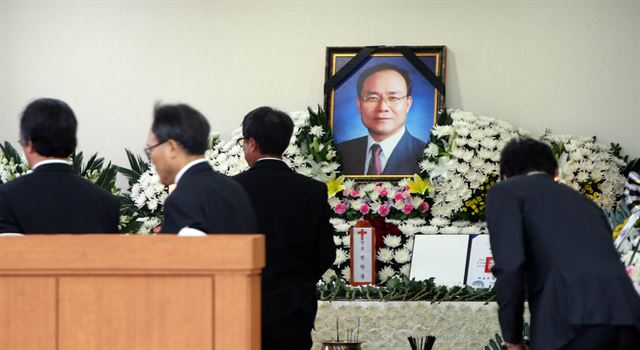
left=1, top=0, right=639, bottom=168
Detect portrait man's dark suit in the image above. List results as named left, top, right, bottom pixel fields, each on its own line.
left=234, top=159, right=336, bottom=349
left=337, top=130, right=426, bottom=175
left=0, top=163, right=120, bottom=233
left=487, top=173, right=640, bottom=350
left=160, top=161, right=257, bottom=233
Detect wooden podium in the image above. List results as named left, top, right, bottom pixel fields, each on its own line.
left=0, top=234, right=265, bottom=350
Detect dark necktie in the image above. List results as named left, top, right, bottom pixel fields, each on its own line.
left=367, top=144, right=382, bottom=175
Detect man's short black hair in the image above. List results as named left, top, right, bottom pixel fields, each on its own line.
left=152, top=103, right=210, bottom=155
left=356, top=63, right=412, bottom=98
left=20, top=98, right=77, bottom=157
left=242, top=106, right=293, bottom=156
left=499, top=137, right=558, bottom=178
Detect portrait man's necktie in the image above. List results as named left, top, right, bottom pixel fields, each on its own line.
left=367, top=144, right=382, bottom=175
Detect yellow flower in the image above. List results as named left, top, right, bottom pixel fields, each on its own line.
left=325, top=175, right=346, bottom=197
left=612, top=218, right=629, bottom=240
left=407, top=174, right=430, bottom=195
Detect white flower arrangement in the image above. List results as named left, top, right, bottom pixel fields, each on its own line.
left=0, top=154, right=28, bottom=183
left=129, top=167, right=169, bottom=213
left=541, top=132, right=627, bottom=210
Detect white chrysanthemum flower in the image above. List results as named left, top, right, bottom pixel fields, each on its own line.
left=341, top=266, right=350, bottom=280
left=147, top=198, right=158, bottom=211
left=383, top=235, right=402, bottom=248
left=385, top=218, right=402, bottom=226
left=480, top=137, right=498, bottom=149
left=342, top=235, right=351, bottom=247
left=309, top=125, right=325, bottom=138
left=400, top=263, right=411, bottom=277
left=461, top=226, right=480, bottom=234
left=378, top=266, right=396, bottom=282
left=425, top=143, right=440, bottom=157
left=394, top=248, right=412, bottom=264
left=333, top=236, right=343, bottom=246
left=420, top=160, right=436, bottom=171
left=455, top=137, right=468, bottom=147
left=432, top=125, right=453, bottom=138
left=398, top=224, right=419, bottom=236
left=377, top=248, right=394, bottom=262
left=470, top=129, right=484, bottom=140
left=343, top=179, right=356, bottom=191
left=466, top=139, right=480, bottom=148
left=322, top=269, right=337, bottom=283
left=456, top=127, right=470, bottom=137
left=430, top=217, right=450, bottom=226
left=407, top=218, right=426, bottom=226
left=440, top=226, right=461, bottom=234
left=420, top=225, right=440, bottom=235
left=334, top=249, right=348, bottom=265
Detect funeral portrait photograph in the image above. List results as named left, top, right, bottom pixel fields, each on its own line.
left=326, top=46, right=446, bottom=179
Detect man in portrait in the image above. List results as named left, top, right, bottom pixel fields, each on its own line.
left=336, top=63, right=426, bottom=175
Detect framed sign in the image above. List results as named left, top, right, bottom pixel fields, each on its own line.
left=350, top=220, right=376, bottom=285
left=325, top=46, right=446, bottom=180
left=409, top=234, right=468, bottom=287
left=463, top=234, right=496, bottom=289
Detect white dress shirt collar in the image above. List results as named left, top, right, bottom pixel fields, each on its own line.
left=174, top=158, right=208, bottom=185
left=364, top=128, right=406, bottom=174
left=32, top=159, right=71, bottom=170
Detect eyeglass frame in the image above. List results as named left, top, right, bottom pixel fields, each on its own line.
left=359, top=95, right=409, bottom=105
left=144, top=139, right=168, bottom=159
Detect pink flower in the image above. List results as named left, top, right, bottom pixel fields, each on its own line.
left=342, top=189, right=350, bottom=196
left=379, top=188, right=388, bottom=197
left=420, top=201, right=430, bottom=213
left=351, top=189, right=360, bottom=197
left=377, top=204, right=390, bottom=217
left=402, top=191, right=411, bottom=199
left=394, top=193, right=404, bottom=201
left=335, top=202, right=347, bottom=215
left=359, top=204, right=371, bottom=215
left=402, top=203, right=413, bottom=215
left=627, top=267, right=634, bottom=277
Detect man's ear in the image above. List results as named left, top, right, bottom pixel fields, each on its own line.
left=406, top=95, right=413, bottom=113
left=166, top=139, right=180, bottom=159
left=22, top=140, right=34, bottom=155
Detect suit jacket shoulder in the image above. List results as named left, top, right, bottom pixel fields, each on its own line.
left=336, top=136, right=367, bottom=175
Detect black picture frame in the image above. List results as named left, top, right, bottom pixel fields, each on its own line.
left=325, top=46, right=446, bottom=180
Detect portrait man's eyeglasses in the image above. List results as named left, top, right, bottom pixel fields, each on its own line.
left=360, top=95, right=408, bottom=105
left=236, top=137, right=245, bottom=146
left=144, top=140, right=168, bottom=159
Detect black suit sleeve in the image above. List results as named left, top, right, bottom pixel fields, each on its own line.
left=0, top=191, right=21, bottom=233
left=313, top=184, right=336, bottom=281
left=486, top=184, right=526, bottom=343
left=160, top=194, right=203, bottom=234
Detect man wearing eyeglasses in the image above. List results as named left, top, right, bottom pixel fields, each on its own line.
left=0, top=98, right=120, bottom=234
left=145, top=103, right=256, bottom=234
left=336, top=63, right=426, bottom=175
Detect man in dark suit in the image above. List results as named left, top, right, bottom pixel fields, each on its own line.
left=486, top=138, right=640, bottom=350
left=336, top=63, right=426, bottom=175
left=146, top=103, right=256, bottom=234
left=234, top=107, right=336, bottom=350
left=0, top=98, right=119, bottom=233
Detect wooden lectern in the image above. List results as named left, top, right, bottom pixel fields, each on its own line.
left=0, top=234, right=265, bottom=350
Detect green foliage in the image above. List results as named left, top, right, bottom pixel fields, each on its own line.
left=118, top=149, right=151, bottom=186
left=483, top=323, right=530, bottom=350
left=317, top=274, right=495, bottom=302
left=295, top=106, right=339, bottom=165
left=0, top=141, right=23, bottom=164
left=451, top=174, right=499, bottom=222
left=70, top=151, right=118, bottom=194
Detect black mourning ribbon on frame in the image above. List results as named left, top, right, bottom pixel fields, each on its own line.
left=323, top=45, right=445, bottom=97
